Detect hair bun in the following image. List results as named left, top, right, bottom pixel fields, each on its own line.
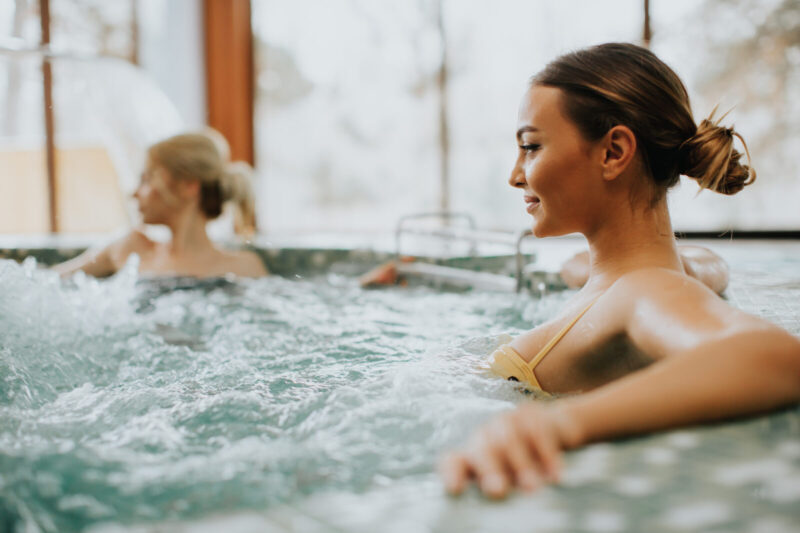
left=679, top=109, right=756, bottom=195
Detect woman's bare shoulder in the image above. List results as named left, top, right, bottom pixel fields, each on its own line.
left=108, top=229, right=156, bottom=262
left=122, top=229, right=155, bottom=248
left=607, top=267, right=740, bottom=323
left=611, top=266, right=703, bottom=290
left=606, top=267, right=730, bottom=310
left=220, top=249, right=268, bottom=278
left=606, top=267, right=772, bottom=356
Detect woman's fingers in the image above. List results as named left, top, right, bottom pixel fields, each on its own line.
left=466, top=428, right=512, bottom=499
left=439, top=453, right=473, bottom=495
left=441, top=403, right=577, bottom=497
left=519, top=414, right=562, bottom=483
left=490, top=416, right=542, bottom=491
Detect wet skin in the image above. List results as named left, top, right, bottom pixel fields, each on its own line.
left=53, top=159, right=266, bottom=279
left=440, top=85, right=800, bottom=499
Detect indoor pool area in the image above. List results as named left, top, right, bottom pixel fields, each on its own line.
left=1, top=239, right=799, bottom=533
left=2, top=1, right=800, bottom=532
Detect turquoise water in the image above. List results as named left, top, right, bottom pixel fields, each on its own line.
left=0, top=258, right=554, bottom=532
left=2, top=244, right=800, bottom=533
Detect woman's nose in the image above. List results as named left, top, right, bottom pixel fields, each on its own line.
left=508, top=162, right=526, bottom=189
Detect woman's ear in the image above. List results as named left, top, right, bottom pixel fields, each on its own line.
left=601, top=125, right=637, bottom=181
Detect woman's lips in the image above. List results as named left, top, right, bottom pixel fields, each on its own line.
left=524, top=195, right=540, bottom=213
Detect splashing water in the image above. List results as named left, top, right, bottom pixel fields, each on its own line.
left=0, top=259, right=559, bottom=532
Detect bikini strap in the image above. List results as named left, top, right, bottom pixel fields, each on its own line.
left=528, top=297, right=599, bottom=370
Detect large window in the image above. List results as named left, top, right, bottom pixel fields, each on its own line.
left=252, top=0, right=443, bottom=234
left=253, top=0, right=799, bottom=234
left=2, top=1, right=797, bottom=236
left=0, top=0, right=184, bottom=234
left=653, top=0, right=800, bottom=231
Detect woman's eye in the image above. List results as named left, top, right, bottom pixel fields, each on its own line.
left=519, top=144, right=540, bottom=153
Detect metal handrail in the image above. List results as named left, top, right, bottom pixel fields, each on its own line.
left=397, top=226, right=519, bottom=246
left=394, top=211, right=537, bottom=293
left=395, top=212, right=478, bottom=258
left=515, top=229, right=535, bottom=292
left=394, top=262, right=516, bottom=292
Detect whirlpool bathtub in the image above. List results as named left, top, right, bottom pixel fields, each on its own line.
left=1, top=239, right=799, bottom=533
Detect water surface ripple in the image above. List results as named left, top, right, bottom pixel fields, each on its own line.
left=0, top=259, right=557, bottom=531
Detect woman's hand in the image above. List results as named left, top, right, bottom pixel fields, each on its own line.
left=439, top=401, right=585, bottom=499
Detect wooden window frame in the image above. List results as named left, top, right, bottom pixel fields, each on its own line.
left=203, top=0, right=255, bottom=165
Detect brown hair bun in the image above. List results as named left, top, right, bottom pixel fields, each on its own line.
left=679, top=108, right=756, bottom=195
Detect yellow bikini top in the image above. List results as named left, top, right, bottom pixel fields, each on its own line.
left=489, top=298, right=598, bottom=392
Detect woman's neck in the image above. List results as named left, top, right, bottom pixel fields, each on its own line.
left=165, top=208, right=214, bottom=256
left=584, top=197, right=681, bottom=291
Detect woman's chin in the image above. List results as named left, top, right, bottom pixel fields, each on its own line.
left=529, top=219, right=550, bottom=238
left=530, top=219, right=566, bottom=239
left=140, top=213, right=163, bottom=226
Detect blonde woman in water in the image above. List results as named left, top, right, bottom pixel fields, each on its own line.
left=441, top=43, right=800, bottom=498
left=54, top=130, right=266, bottom=278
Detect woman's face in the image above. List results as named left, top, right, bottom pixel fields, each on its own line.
left=509, top=85, right=606, bottom=237
left=133, top=158, right=180, bottom=225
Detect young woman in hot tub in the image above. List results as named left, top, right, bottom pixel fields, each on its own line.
left=440, top=43, right=800, bottom=498
left=53, top=130, right=267, bottom=278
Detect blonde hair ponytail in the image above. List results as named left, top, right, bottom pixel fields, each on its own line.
left=222, top=161, right=257, bottom=236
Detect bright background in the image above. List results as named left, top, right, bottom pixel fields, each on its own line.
left=1, top=0, right=798, bottom=236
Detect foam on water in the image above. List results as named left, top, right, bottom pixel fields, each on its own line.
left=0, top=259, right=551, bottom=532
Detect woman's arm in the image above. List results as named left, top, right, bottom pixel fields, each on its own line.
left=51, top=246, right=117, bottom=278
left=441, top=329, right=800, bottom=498
left=563, top=328, right=800, bottom=443
left=51, top=230, right=147, bottom=278
left=560, top=245, right=729, bottom=294
left=441, top=270, right=800, bottom=498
